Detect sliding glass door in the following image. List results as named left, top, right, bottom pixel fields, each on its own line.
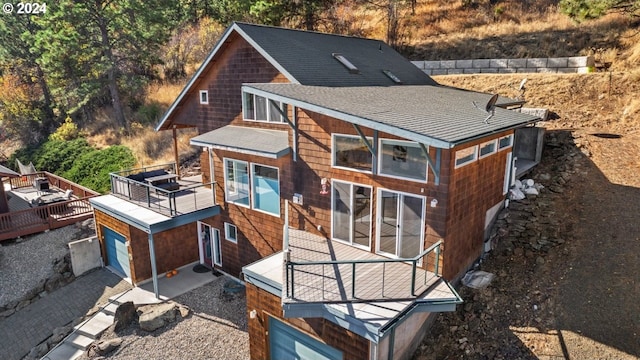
left=331, top=181, right=372, bottom=249
left=376, top=189, right=425, bottom=259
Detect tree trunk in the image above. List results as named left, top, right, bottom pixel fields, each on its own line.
left=95, top=1, right=128, bottom=130
left=34, top=63, right=56, bottom=132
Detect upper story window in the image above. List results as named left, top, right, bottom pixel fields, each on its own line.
left=479, top=139, right=497, bottom=159
left=454, top=145, right=478, bottom=168
left=224, top=159, right=249, bottom=207
left=379, top=139, right=427, bottom=182
left=498, top=134, right=513, bottom=150
left=251, top=164, right=280, bottom=216
left=332, top=134, right=373, bottom=172
left=199, top=90, right=209, bottom=105
left=243, top=92, right=287, bottom=123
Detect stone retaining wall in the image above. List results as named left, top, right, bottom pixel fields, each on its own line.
left=412, top=56, right=595, bottom=75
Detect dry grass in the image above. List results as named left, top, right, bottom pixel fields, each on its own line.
left=121, top=127, right=198, bottom=167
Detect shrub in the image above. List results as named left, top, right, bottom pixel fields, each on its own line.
left=9, top=138, right=93, bottom=174
left=64, top=145, right=136, bottom=194
left=49, top=116, right=80, bottom=141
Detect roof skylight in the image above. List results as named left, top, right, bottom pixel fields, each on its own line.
left=332, top=53, right=359, bottom=74
left=382, top=70, right=402, bottom=84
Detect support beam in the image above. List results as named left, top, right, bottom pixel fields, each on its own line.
left=270, top=99, right=297, bottom=161
left=172, top=127, right=180, bottom=178
left=148, top=233, right=159, bottom=299
left=352, top=124, right=374, bottom=154
left=419, top=144, right=441, bottom=185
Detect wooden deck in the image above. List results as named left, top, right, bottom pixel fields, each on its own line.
left=1, top=172, right=98, bottom=242
left=110, top=175, right=216, bottom=217
left=284, top=229, right=441, bottom=304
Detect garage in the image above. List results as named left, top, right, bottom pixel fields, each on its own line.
left=269, top=317, right=343, bottom=360
left=103, top=227, right=131, bottom=278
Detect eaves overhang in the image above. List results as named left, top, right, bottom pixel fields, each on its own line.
left=242, top=85, right=453, bottom=149
left=90, top=195, right=220, bottom=234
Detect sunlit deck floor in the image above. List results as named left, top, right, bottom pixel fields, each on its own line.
left=284, top=229, right=441, bottom=304
left=115, top=175, right=215, bottom=216
left=6, top=185, right=74, bottom=212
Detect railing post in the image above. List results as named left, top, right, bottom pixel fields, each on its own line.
left=290, top=263, right=295, bottom=299
left=351, top=263, right=356, bottom=298
left=411, top=260, right=417, bottom=296
left=285, top=262, right=290, bottom=298
left=381, top=262, right=386, bottom=298
left=435, top=243, right=441, bottom=276
left=322, top=264, right=325, bottom=300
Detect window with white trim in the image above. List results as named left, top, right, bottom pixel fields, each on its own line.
left=479, top=139, right=497, bottom=159
left=455, top=146, right=478, bottom=168
left=498, top=134, right=513, bottom=150
left=224, top=222, right=237, bottom=243
left=224, top=159, right=249, bottom=206
left=332, top=134, right=373, bottom=172
left=379, top=139, right=427, bottom=181
left=243, top=92, right=287, bottom=123
left=251, top=164, right=280, bottom=216
left=199, top=90, right=208, bottom=104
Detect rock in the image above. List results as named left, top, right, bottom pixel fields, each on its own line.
left=0, top=308, right=15, bottom=318
left=50, top=325, right=72, bottom=343
left=177, top=304, right=190, bottom=318
left=114, top=301, right=137, bottom=332
left=45, top=272, right=64, bottom=292
left=28, top=342, right=49, bottom=359
left=138, top=302, right=177, bottom=332
left=536, top=257, right=545, bottom=265
left=81, top=218, right=95, bottom=229
left=16, top=299, right=31, bottom=311
left=88, top=338, right=123, bottom=357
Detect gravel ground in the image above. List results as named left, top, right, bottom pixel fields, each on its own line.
left=84, top=276, right=249, bottom=360
left=0, top=225, right=82, bottom=308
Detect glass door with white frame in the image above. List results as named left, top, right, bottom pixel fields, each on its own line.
left=198, top=222, right=222, bottom=267
left=331, top=181, right=372, bottom=249
left=376, top=189, right=425, bottom=259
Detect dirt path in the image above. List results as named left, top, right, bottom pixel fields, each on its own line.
left=414, top=127, right=640, bottom=360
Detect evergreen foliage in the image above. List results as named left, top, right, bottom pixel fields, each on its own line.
left=64, top=145, right=136, bottom=194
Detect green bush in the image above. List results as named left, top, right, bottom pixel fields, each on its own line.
left=10, top=138, right=93, bottom=174
left=49, top=117, right=80, bottom=141
left=64, top=145, right=136, bottom=194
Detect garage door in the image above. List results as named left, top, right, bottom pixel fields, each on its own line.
left=269, top=317, right=343, bottom=360
left=103, top=227, right=130, bottom=278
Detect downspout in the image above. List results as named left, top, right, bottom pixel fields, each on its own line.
left=173, top=126, right=180, bottom=178
left=148, top=233, right=159, bottom=299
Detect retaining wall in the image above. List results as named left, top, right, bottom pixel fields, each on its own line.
left=412, top=56, right=595, bottom=75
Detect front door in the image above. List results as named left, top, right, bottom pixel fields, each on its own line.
left=198, top=222, right=221, bottom=268
left=376, top=189, right=425, bottom=259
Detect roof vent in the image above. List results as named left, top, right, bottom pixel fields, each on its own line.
left=382, top=70, right=402, bottom=84
left=333, top=53, right=359, bottom=74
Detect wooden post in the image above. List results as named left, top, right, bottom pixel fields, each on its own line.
left=172, top=126, right=180, bottom=178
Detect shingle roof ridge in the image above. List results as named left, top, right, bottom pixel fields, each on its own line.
left=233, top=21, right=385, bottom=43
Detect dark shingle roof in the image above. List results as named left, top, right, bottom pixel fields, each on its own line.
left=190, top=126, right=290, bottom=158
left=244, top=83, right=540, bottom=148
left=235, top=22, right=437, bottom=87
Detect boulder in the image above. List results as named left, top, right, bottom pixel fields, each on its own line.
left=88, top=338, right=122, bottom=357
left=114, top=301, right=137, bottom=332
left=138, top=303, right=177, bottom=332
left=28, top=342, right=49, bottom=359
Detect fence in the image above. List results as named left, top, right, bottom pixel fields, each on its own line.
left=412, top=56, right=595, bottom=75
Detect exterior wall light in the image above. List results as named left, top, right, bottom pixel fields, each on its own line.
left=320, top=178, right=330, bottom=195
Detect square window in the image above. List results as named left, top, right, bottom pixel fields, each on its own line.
left=224, top=222, right=237, bottom=243
left=251, top=164, right=280, bottom=216
left=243, top=92, right=255, bottom=120
left=479, top=139, right=497, bottom=159
left=242, top=91, right=287, bottom=123
left=379, top=139, right=427, bottom=181
left=199, top=90, right=208, bottom=105
left=332, top=134, right=373, bottom=172
left=498, top=134, right=513, bottom=150
left=455, top=146, right=478, bottom=168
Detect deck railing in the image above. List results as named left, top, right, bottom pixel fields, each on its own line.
left=282, top=200, right=443, bottom=302
left=9, top=172, right=99, bottom=198
left=0, top=197, right=97, bottom=241
left=109, top=173, right=216, bottom=217
left=284, top=240, right=442, bottom=302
